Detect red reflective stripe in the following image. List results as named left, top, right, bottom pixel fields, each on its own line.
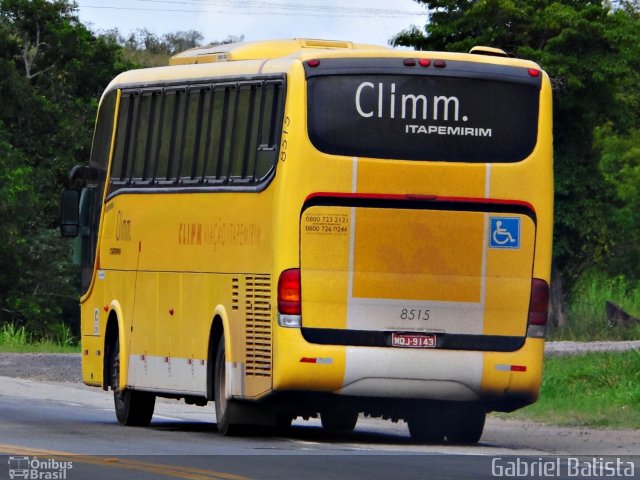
left=511, top=365, right=527, bottom=372
left=300, top=357, right=317, bottom=363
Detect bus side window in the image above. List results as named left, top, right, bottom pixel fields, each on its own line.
left=155, top=91, right=176, bottom=182
left=198, top=88, right=215, bottom=181
left=112, top=94, right=133, bottom=184
left=169, top=89, right=187, bottom=182
left=218, top=85, right=236, bottom=182
left=73, top=90, right=115, bottom=292
left=77, top=187, right=95, bottom=266
left=228, top=84, right=254, bottom=180
left=108, top=77, right=284, bottom=192
left=255, top=82, right=282, bottom=180
left=241, top=84, right=260, bottom=181
left=203, top=86, right=226, bottom=182
left=181, top=87, right=207, bottom=182
left=132, top=91, right=160, bottom=184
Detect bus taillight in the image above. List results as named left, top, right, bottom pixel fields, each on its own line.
left=278, top=268, right=301, bottom=327
left=527, top=278, right=549, bottom=338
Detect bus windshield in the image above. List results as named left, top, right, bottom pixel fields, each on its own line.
left=306, top=59, right=541, bottom=163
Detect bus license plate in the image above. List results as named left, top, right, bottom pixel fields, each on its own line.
left=391, top=333, right=436, bottom=348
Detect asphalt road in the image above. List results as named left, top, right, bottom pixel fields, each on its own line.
left=0, top=352, right=639, bottom=479
left=0, top=375, right=639, bottom=480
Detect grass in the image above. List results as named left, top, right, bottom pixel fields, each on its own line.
left=0, top=323, right=80, bottom=353
left=510, top=350, right=640, bottom=428
left=548, top=271, right=640, bottom=341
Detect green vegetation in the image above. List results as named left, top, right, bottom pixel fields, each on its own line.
left=0, top=1, right=226, bottom=342
left=98, top=28, right=203, bottom=67
left=511, top=350, right=640, bottom=428
left=549, top=271, right=640, bottom=341
left=98, top=28, right=243, bottom=67
left=0, top=322, right=79, bottom=353
left=1, top=0, right=640, bottom=343
left=394, top=0, right=640, bottom=332
left=0, top=0, right=131, bottom=341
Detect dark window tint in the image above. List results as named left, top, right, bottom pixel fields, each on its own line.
left=256, top=81, right=283, bottom=179
left=81, top=91, right=117, bottom=293
left=109, top=77, right=283, bottom=193
left=111, top=94, right=133, bottom=181
left=155, top=91, right=176, bottom=181
left=132, top=91, right=161, bottom=182
left=307, top=74, right=539, bottom=163
left=166, top=89, right=186, bottom=181
left=181, top=87, right=208, bottom=181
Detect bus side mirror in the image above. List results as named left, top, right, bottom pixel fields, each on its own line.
left=60, top=189, right=80, bottom=237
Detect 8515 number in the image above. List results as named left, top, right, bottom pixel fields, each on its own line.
left=400, top=308, right=430, bottom=321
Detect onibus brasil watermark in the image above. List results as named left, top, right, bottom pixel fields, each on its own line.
left=492, top=457, right=636, bottom=478
left=8, top=456, right=73, bottom=479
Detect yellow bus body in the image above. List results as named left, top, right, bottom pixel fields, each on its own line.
left=74, top=39, right=553, bottom=436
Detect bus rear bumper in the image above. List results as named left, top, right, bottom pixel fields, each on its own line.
left=273, top=329, right=544, bottom=412
left=338, top=377, right=480, bottom=401
left=338, top=346, right=484, bottom=401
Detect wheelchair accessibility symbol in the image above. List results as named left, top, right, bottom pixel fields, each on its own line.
left=490, top=217, right=520, bottom=249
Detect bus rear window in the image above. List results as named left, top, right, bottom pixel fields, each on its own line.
left=307, top=73, right=540, bottom=163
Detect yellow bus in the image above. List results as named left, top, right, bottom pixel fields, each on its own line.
left=60, top=38, right=553, bottom=443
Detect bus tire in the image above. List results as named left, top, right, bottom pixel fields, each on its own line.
left=321, top=409, right=358, bottom=432
left=407, top=409, right=446, bottom=444
left=275, top=413, right=294, bottom=431
left=110, top=335, right=155, bottom=426
left=444, top=405, right=486, bottom=444
left=214, top=334, right=241, bottom=436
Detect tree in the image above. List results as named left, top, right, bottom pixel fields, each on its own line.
left=0, top=0, right=130, bottom=335
left=163, top=30, right=204, bottom=54
left=392, top=1, right=640, bottom=289
left=595, top=124, right=640, bottom=276
left=98, top=28, right=205, bottom=67
left=0, top=3, right=229, bottom=336
left=1, top=0, right=74, bottom=79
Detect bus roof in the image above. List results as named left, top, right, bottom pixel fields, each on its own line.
left=103, top=39, right=542, bottom=97
left=169, top=38, right=390, bottom=65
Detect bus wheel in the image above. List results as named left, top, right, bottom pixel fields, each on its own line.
left=109, top=336, right=155, bottom=426
left=407, top=410, right=446, bottom=444
left=214, top=335, right=241, bottom=436
left=321, top=409, right=358, bottom=432
left=275, top=413, right=293, bottom=430
left=444, top=405, right=486, bottom=444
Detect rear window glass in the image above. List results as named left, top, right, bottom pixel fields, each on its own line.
left=307, top=74, right=540, bottom=163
